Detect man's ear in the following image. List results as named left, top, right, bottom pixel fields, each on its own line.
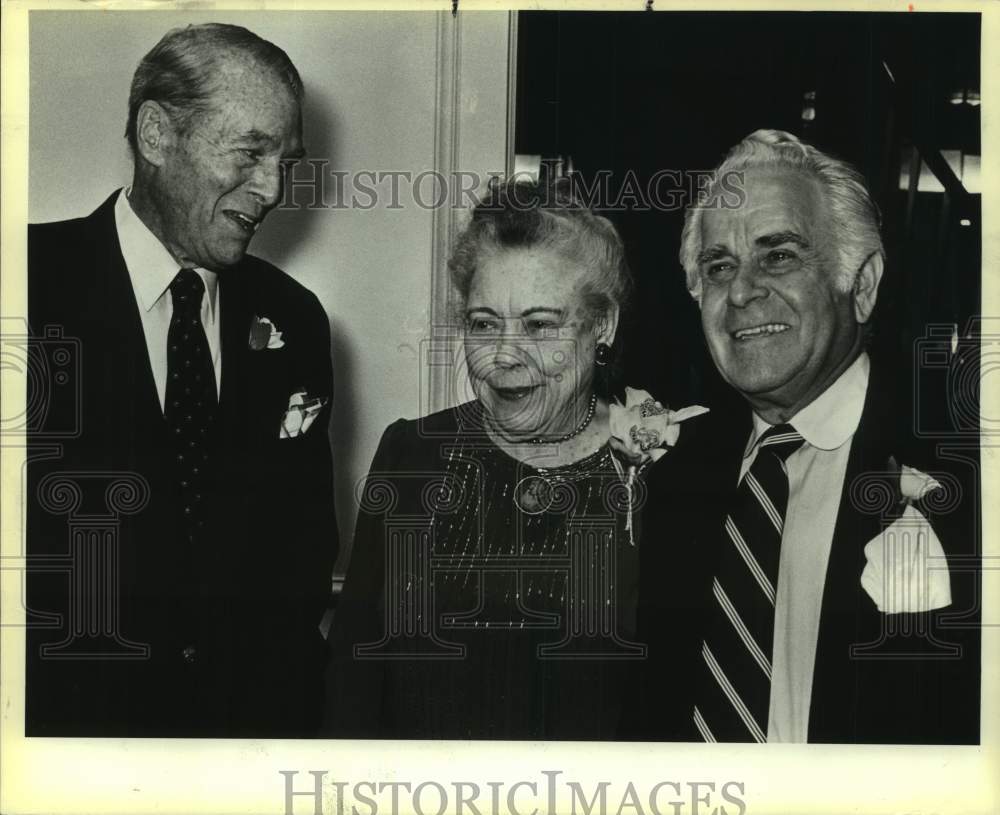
left=595, top=304, right=621, bottom=346
left=134, top=100, right=173, bottom=168
left=852, top=251, right=884, bottom=324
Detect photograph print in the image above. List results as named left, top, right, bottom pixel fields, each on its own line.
left=17, top=7, right=984, bottom=749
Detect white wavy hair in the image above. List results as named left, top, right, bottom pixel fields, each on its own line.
left=679, top=129, right=884, bottom=302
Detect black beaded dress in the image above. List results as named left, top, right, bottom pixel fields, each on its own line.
left=324, top=402, right=645, bottom=739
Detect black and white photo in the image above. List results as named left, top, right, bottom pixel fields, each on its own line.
left=1, top=4, right=994, bottom=814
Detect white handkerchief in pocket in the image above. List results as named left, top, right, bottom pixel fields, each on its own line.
left=860, top=503, right=951, bottom=614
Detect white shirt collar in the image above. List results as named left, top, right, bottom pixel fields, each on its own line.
left=114, top=188, right=218, bottom=312
left=748, top=351, right=871, bottom=455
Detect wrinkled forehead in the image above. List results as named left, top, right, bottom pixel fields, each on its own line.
left=469, top=245, right=593, bottom=306
left=701, top=166, right=826, bottom=248
left=198, top=52, right=301, bottom=126
left=216, top=50, right=294, bottom=91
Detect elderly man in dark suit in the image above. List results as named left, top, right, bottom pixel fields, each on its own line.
left=26, top=23, right=338, bottom=737
left=631, top=129, right=979, bottom=744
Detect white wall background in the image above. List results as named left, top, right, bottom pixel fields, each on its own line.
left=28, top=10, right=511, bottom=572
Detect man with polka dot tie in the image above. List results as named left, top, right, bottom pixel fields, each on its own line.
left=27, top=23, right=339, bottom=737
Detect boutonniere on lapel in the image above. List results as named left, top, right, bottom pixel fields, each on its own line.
left=860, top=456, right=951, bottom=614
left=249, top=315, right=285, bottom=350
left=607, top=386, right=710, bottom=545
left=280, top=389, right=328, bottom=439
left=891, top=456, right=944, bottom=507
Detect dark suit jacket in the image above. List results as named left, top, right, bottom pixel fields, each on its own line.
left=26, top=191, right=339, bottom=737
left=627, top=359, right=980, bottom=743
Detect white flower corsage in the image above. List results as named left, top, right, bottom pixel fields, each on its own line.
left=249, top=315, right=285, bottom=350
left=896, top=459, right=944, bottom=504
left=608, top=387, right=710, bottom=545
left=280, top=389, right=328, bottom=438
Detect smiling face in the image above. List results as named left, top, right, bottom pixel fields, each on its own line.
left=464, top=246, right=611, bottom=441
left=696, top=166, right=865, bottom=420
left=143, top=55, right=304, bottom=270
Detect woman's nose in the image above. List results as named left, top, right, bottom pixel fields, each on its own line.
left=492, top=322, right=532, bottom=365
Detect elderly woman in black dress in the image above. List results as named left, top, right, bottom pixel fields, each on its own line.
left=325, top=179, right=646, bottom=739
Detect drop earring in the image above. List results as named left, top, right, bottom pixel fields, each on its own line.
left=594, top=342, right=612, bottom=367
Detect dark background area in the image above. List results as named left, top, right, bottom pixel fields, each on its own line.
left=515, top=11, right=981, bottom=429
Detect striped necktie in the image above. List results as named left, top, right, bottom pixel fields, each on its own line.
left=164, top=268, right=218, bottom=540
left=693, top=423, right=804, bottom=742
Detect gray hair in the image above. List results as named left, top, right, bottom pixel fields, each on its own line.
left=679, top=129, right=884, bottom=301
left=449, top=178, right=632, bottom=325
left=125, top=23, right=303, bottom=154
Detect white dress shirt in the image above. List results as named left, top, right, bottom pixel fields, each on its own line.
left=737, top=353, right=871, bottom=743
left=114, top=189, right=221, bottom=410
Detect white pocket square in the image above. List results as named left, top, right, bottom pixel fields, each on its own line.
left=280, top=390, right=328, bottom=439
left=860, top=503, right=951, bottom=614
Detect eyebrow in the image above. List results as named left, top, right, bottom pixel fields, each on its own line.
left=696, top=245, right=731, bottom=265
left=466, top=307, right=498, bottom=319
left=464, top=307, right=566, bottom=319
left=696, top=231, right=810, bottom=265
left=237, top=130, right=307, bottom=160
left=237, top=129, right=278, bottom=146
left=755, top=231, right=810, bottom=249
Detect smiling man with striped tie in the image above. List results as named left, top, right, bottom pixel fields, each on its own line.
left=629, top=130, right=979, bottom=744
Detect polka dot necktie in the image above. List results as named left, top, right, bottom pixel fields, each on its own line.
left=164, top=269, right=218, bottom=539
left=693, top=424, right=804, bottom=742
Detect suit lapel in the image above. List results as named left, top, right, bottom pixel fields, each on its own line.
left=681, top=403, right=753, bottom=572
left=217, top=266, right=255, bottom=460
left=88, top=192, right=166, bottom=446
left=633, top=405, right=748, bottom=740
left=807, top=368, right=894, bottom=742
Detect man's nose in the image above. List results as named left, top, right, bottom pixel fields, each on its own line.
left=247, top=158, right=284, bottom=209
left=727, top=264, right=768, bottom=308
